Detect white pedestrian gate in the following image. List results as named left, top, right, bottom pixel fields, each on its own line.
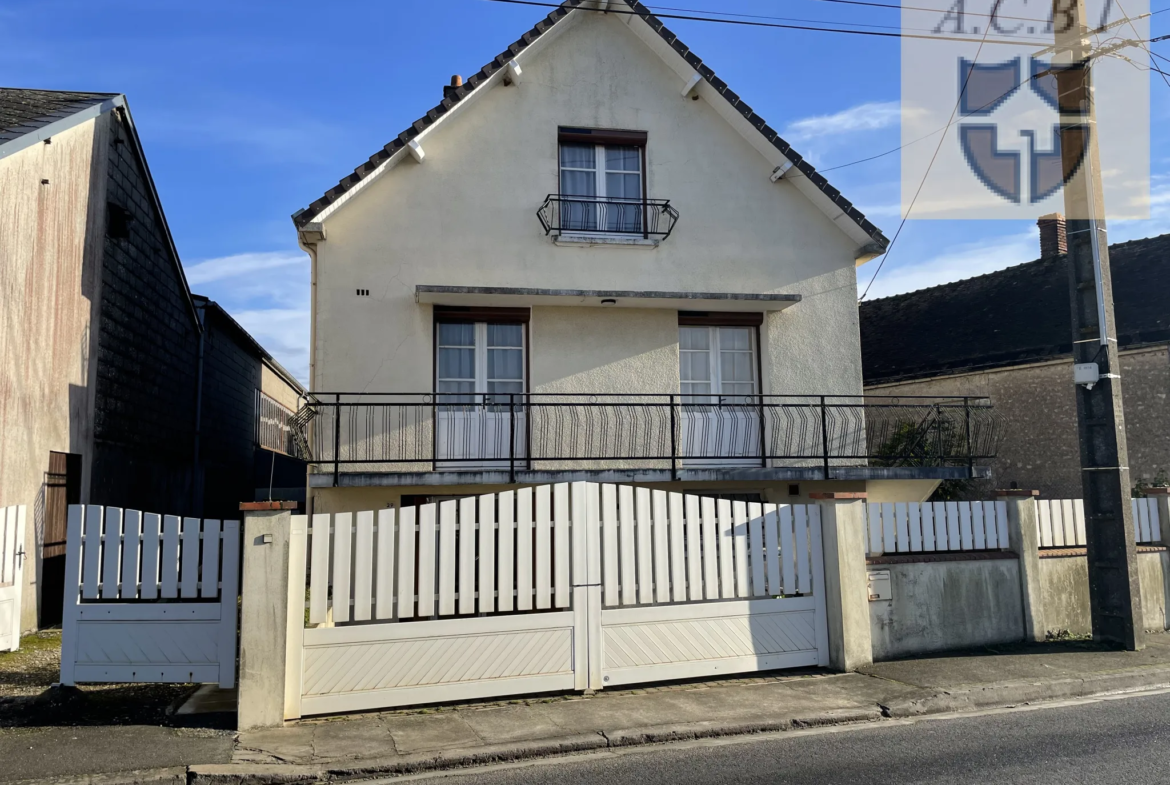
left=0, top=506, right=27, bottom=652
left=286, top=482, right=828, bottom=718
left=60, top=506, right=240, bottom=687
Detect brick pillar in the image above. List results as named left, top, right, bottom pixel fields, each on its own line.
left=998, top=489, right=1044, bottom=642
left=812, top=493, right=872, bottom=671
left=1038, top=213, right=1067, bottom=258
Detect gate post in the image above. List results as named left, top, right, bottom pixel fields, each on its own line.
left=237, top=502, right=303, bottom=731
left=998, top=489, right=1044, bottom=642
left=812, top=493, right=872, bottom=671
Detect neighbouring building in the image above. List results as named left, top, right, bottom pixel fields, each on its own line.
left=290, top=0, right=998, bottom=516
left=0, top=88, right=305, bottom=632
left=860, top=216, right=1170, bottom=499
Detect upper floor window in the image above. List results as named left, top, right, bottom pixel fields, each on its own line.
left=558, top=127, right=646, bottom=234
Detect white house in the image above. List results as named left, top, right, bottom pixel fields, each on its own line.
left=291, top=0, right=996, bottom=515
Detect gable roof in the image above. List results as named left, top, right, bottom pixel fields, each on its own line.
left=859, top=233, right=1170, bottom=385
left=0, top=87, right=119, bottom=157
left=290, top=0, right=888, bottom=250
left=0, top=86, right=203, bottom=332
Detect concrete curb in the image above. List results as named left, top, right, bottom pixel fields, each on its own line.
left=879, top=666, right=1170, bottom=718
left=25, top=668, right=1170, bottom=785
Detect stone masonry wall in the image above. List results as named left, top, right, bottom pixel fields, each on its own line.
left=866, top=345, right=1170, bottom=499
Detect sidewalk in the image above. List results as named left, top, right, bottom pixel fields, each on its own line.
left=8, top=633, right=1170, bottom=785
left=200, top=632, right=1170, bottom=784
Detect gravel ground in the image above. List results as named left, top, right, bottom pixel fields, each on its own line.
left=0, top=631, right=224, bottom=729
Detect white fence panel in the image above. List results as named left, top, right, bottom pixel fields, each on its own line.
left=294, top=483, right=829, bottom=715
left=865, top=501, right=1008, bottom=556
left=60, top=506, right=239, bottom=687
left=1036, top=498, right=1162, bottom=548
left=0, top=506, right=27, bottom=652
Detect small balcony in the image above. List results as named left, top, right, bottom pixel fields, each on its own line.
left=537, top=195, right=680, bottom=241
left=289, top=394, right=999, bottom=488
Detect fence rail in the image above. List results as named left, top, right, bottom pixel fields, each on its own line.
left=290, top=393, right=998, bottom=480
left=1037, top=498, right=1162, bottom=548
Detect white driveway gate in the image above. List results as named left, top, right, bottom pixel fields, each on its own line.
left=0, top=506, right=27, bottom=652
left=286, top=482, right=828, bottom=718
left=60, top=505, right=240, bottom=687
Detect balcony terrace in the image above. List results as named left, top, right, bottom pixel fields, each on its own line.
left=289, top=394, right=999, bottom=488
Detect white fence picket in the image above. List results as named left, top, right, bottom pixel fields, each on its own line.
left=684, top=495, right=702, bottom=602
left=535, top=485, right=551, bottom=610
left=732, top=500, right=750, bottom=598
left=602, top=485, right=619, bottom=607
left=971, top=502, right=986, bottom=550
left=332, top=513, right=352, bottom=623
left=636, top=488, right=655, bottom=605
left=516, top=488, right=534, bottom=612
left=353, top=511, right=373, bottom=621
left=201, top=520, right=221, bottom=600
left=396, top=506, right=417, bottom=619
left=309, top=514, right=330, bottom=624
left=894, top=503, right=909, bottom=553
left=909, top=503, right=923, bottom=552
left=778, top=505, right=795, bottom=596
left=618, top=486, right=636, bottom=606
left=794, top=505, right=810, bottom=595
left=701, top=496, right=719, bottom=601
left=375, top=508, right=396, bottom=620
left=417, top=504, right=437, bottom=618
left=867, top=503, right=882, bottom=556
left=498, top=491, right=515, bottom=613
left=102, top=508, right=122, bottom=599
left=553, top=484, right=570, bottom=609
left=140, top=513, right=161, bottom=600
left=748, top=501, right=766, bottom=597
left=82, top=505, right=102, bottom=599
left=121, top=510, right=142, bottom=600
left=764, top=504, right=781, bottom=596
left=717, top=499, right=735, bottom=600
left=479, top=493, right=496, bottom=615
left=180, top=517, right=201, bottom=599
left=160, top=515, right=180, bottom=599
left=668, top=492, right=687, bottom=603
left=438, top=500, right=457, bottom=616
left=458, top=498, right=476, bottom=615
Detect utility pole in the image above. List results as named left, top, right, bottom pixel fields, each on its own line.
left=1054, top=0, right=1144, bottom=649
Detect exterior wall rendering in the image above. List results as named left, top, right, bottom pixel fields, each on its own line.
left=309, top=11, right=864, bottom=402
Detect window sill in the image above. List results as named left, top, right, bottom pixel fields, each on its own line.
left=553, top=232, right=660, bottom=249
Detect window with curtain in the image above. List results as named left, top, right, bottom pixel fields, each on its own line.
left=437, top=322, right=525, bottom=405
left=679, top=326, right=758, bottom=403
left=559, top=142, right=643, bottom=233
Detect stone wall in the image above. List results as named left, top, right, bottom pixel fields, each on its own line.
left=866, top=345, right=1170, bottom=498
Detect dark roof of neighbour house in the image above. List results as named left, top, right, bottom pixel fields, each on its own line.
left=291, top=0, right=888, bottom=249
left=860, top=233, right=1170, bottom=385
left=190, top=295, right=305, bottom=394
left=0, top=87, right=117, bottom=147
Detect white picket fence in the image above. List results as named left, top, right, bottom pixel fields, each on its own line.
left=0, top=506, right=27, bottom=652
left=1037, top=497, right=1162, bottom=548
left=865, top=501, right=1009, bottom=556
left=60, top=506, right=240, bottom=687
left=289, top=482, right=829, bottom=716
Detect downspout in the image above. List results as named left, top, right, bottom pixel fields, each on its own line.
left=193, top=303, right=206, bottom=516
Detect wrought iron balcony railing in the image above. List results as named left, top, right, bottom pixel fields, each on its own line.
left=289, top=393, right=999, bottom=485
left=537, top=195, right=680, bottom=239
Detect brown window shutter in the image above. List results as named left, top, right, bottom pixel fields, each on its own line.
left=434, top=305, right=530, bottom=324
left=678, top=311, right=764, bottom=326
left=558, top=127, right=648, bottom=146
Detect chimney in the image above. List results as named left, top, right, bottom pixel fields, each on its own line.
left=1038, top=213, right=1067, bottom=258
left=443, top=74, right=463, bottom=100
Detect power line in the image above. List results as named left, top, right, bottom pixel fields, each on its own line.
left=859, top=21, right=995, bottom=301
left=483, top=0, right=1057, bottom=46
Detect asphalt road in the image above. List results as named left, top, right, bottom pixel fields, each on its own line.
left=409, top=691, right=1170, bottom=785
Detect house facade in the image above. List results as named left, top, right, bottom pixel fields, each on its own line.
left=293, top=1, right=995, bottom=514
left=0, top=88, right=304, bottom=632
left=860, top=216, right=1169, bottom=499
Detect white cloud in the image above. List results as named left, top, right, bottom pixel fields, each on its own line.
left=785, top=101, right=901, bottom=142
left=859, top=230, right=1037, bottom=301
left=184, top=250, right=310, bottom=384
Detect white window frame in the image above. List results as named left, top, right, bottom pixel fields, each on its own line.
left=436, top=322, right=526, bottom=402
left=679, top=325, right=759, bottom=404
left=559, top=143, right=644, bottom=201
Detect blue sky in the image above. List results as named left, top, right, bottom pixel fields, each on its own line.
left=3, top=0, right=1168, bottom=384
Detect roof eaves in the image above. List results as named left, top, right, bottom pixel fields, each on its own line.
left=291, top=0, right=886, bottom=248
left=293, top=1, right=585, bottom=229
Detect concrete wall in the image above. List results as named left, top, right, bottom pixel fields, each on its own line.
left=868, top=557, right=1026, bottom=660
left=867, top=345, right=1170, bottom=499
left=311, top=11, right=865, bottom=403
left=0, top=117, right=105, bottom=631
left=1039, top=551, right=1170, bottom=636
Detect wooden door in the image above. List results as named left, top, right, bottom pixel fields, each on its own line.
left=41, top=452, right=80, bottom=627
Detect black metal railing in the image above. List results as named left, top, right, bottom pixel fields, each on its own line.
left=255, top=390, right=296, bottom=455
left=289, top=393, right=999, bottom=484
left=537, top=195, right=680, bottom=239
